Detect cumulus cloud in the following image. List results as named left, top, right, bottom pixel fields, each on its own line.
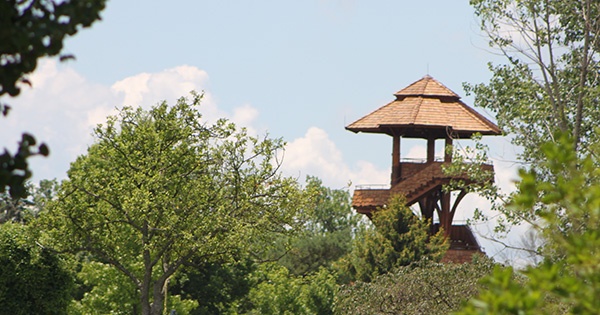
left=112, top=65, right=213, bottom=109
left=282, top=127, right=388, bottom=189
left=3, top=60, right=356, bottom=188
left=0, top=60, right=254, bottom=182
left=231, top=104, right=260, bottom=136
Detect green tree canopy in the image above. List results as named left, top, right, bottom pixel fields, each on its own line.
left=275, top=176, right=359, bottom=276
left=458, top=134, right=600, bottom=314
left=458, top=0, right=600, bottom=241
left=41, top=93, right=307, bottom=315
left=0, top=222, right=73, bottom=315
left=467, top=0, right=600, bottom=172
left=336, top=195, right=447, bottom=283
left=336, top=257, right=495, bottom=315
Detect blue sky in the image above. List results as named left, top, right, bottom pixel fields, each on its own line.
left=3, top=1, right=525, bottom=261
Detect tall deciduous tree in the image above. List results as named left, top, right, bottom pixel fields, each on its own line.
left=466, top=0, right=600, bottom=172
left=1, top=0, right=107, bottom=198
left=460, top=0, right=600, bottom=242
left=41, top=93, right=306, bottom=315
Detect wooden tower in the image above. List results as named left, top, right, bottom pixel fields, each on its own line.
left=346, top=75, right=501, bottom=262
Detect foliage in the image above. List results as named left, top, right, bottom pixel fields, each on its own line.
left=170, top=257, right=255, bottom=315
left=466, top=0, right=600, bottom=174
left=1, top=0, right=106, bottom=198
left=0, top=222, right=73, bottom=315
left=276, top=176, right=359, bottom=276
left=232, top=177, right=357, bottom=315
left=1, top=179, right=59, bottom=223
left=245, top=263, right=338, bottom=315
left=68, top=260, right=140, bottom=315
left=0, top=134, right=49, bottom=199
left=458, top=134, right=600, bottom=314
left=40, top=93, right=307, bottom=315
left=459, top=0, right=600, bottom=247
left=336, top=256, right=496, bottom=315
left=69, top=260, right=197, bottom=315
left=0, top=0, right=106, bottom=99
left=335, top=195, right=447, bottom=283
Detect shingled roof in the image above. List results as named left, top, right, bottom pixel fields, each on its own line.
left=346, top=75, right=501, bottom=138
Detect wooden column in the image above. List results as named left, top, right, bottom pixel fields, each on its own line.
left=427, top=138, right=435, bottom=163
left=440, top=192, right=452, bottom=236
left=443, top=135, right=453, bottom=234
left=444, top=136, right=453, bottom=163
left=391, top=135, right=401, bottom=185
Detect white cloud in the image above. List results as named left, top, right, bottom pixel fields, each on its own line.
left=1, top=60, right=257, bottom=182
left=111, top=65, right=213, bottom=110
left=282, top=127, right=387, bottom=189
left=2, top=60, right=121, bottom=181
left=231, top=104, right=260, bottom=136
left=4, top=60, right=375, bottom=188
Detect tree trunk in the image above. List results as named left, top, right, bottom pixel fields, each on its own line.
left=140, top=284, right=151, bottom=315
left=150, top=278, right=167, bottom=315
left=139, top=278, right=167, bottom=315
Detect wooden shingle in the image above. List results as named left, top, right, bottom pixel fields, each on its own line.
left=346, top=75, right=501, bottom=138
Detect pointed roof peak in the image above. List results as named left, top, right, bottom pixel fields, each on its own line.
left=345, top=75, right=502, bottom=138
left=394, top=75, right=459, bottom=98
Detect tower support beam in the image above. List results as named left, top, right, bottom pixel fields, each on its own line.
left=427, top=137, right=435, bottom=163
left=391, top=135, right=401, bottom=185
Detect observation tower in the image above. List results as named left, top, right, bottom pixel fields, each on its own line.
left=346, top=75, right=501, bottom=262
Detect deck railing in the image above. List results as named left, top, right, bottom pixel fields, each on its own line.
left=354, top=184, right=390, bottom=190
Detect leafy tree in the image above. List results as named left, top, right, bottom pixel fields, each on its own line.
left=467, top=0, right=600, bottom=162
left=246, top=263, right=338, bottom=315
left=221, top=177, right=355, bottom=315
left=0, top=222, right=73, bottom=315
left=40, top=93, right=307, bottom=315
left=167, top=177, right=354, bottom=314
left=68, top=260, right=141, bottom=315
left=69, top=260, right=197, bottom=315
left=336, top=195, right=447, bottom=283
left=458, top=134, right=600, bottom=314
left=457, top=0, right=600, bottom=246
left=1, top=0, right=106, bottom=198
left=276, top=176, right=359, bottom=276
left=170, top=257, right=256, bottom=315
left=335, top=256, right=496, bottom=315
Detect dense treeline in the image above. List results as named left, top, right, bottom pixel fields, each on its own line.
left=0, top=97, right=481, bottom=315
left=3, top=0, right=600, bottom=314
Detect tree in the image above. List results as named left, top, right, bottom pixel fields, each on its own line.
left=0, top=222, right=73, bottom=315
left=1, top=0, right=107, bottom=198
left=466, top=0, right=600, bottom=174
left=69, top=260, right=197, bottom=315
left=245, top=263, right=338, bottom=315
left=275, top=176, right=359, bottom=276
left=335, top=256, right=496, bottom=315
left=336, top=196, right=447, bottom=283
left=458, top=134, right=600, bottom=314
left=169, top=257, right=256, bottom=315
left=40, top=93, right=307, bottom=315
left=459, top=0, right=600, bottom=246
left=1, top=179, right=59, bottom=223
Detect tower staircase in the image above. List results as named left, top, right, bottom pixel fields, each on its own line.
left=345, top=75, right=501, bottom=263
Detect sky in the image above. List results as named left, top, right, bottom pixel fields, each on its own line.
left=2, top=0, right=527, bottom=262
